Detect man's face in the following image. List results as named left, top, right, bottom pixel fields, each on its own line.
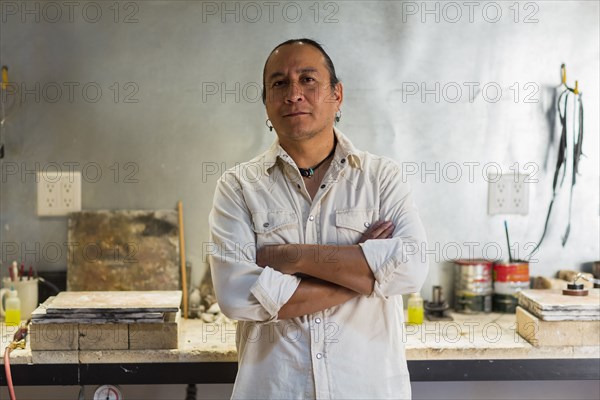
left=264, top=43, right=342, bottom=142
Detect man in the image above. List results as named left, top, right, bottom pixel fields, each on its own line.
left=209, top=38, right=428, bottom=399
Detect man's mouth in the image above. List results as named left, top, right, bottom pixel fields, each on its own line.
left=284, top=112, right=309, bottom=117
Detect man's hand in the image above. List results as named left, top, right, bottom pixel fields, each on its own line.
left=357, top=220, right=395, bottom=244
left=256, top=244, right=299, bottom=274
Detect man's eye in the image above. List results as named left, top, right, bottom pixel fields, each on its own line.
left=302, top=77, right=315, bottom=83
left=273, top=81, right=285, bottom=87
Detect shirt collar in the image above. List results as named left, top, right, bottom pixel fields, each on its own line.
left=263, top=127, right=363, bottom=175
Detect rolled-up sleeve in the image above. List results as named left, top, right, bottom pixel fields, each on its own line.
left=208, top=172, right=300, bottom=322
left=359, top=164, right=428, bottom=298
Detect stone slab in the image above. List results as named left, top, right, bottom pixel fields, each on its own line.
left=516, top=306, right=600, bottom=347
left=518, top=289, right=600, bottom=321
left=46, top=290, right=181, bottom=313
left=31, top=350, right=79, bottom=364
left=67, top=210, right=180, bottom=291
left=79, top=323, right=129, bottom=350
left=29, top=323, right=78, bottom=351
left=129, top=311, right=180, bottom=350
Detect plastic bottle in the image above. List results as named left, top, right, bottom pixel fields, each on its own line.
left=407, top=292, right=424, bottom=325
left=5, top=286, right=21, bottom=326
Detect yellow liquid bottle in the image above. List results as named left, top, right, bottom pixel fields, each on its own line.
left=407, top=292, right=424, bottom=325
left=5, top=287, right=21, bottom=326
left=5, top=309, right=21, bottom=326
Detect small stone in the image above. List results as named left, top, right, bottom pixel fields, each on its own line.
left=189, top=288, right=201, bottom=308
left=207, top=303, right=221, bottom=314
left=201, top=313, right=216, bottom=323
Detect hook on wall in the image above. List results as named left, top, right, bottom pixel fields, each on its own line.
left=560, top=63, right=582, bottom=95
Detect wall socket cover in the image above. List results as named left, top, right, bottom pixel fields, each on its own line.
left=488, top=173, right=529, bottom=215
left=37, top=171, right=82, bottom=216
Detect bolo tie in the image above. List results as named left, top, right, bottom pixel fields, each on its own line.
left=298, top=138, right=337, bottom=178
left=528, top=64, right=584, bottom=259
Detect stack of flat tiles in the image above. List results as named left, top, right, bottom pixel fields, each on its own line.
left=516, top=289, right=600, bottom=347
left=29, top=291, right=181, bottom=351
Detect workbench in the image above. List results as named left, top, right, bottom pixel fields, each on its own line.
left=1, top=312, right=599, bottom=386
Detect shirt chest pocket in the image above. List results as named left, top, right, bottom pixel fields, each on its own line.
left=335, top=208, right=379, bottom=245
left=251, top=210, right=300, bottom=248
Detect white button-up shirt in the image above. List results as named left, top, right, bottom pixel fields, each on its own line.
left=209, top=127, right=428, bottom=399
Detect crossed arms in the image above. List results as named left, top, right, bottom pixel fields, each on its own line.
left=255, top=221, right=394, bottom=319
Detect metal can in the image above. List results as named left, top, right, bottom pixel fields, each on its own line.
left=492, top=294, right=518, bottom=313
left=454, top=259, right=494, bottom=313
left=493, top=260, right=530, bottom=295
left=493, top=260, right=529, bottom=312
left=455, top=291, right=492, bottom=314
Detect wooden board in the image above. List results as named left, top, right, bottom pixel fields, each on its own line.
left=67, top=210, right=180, bottom=291
left=45, top=291, right=182, bottom=313
left=518, top=289, right=600, bottom=321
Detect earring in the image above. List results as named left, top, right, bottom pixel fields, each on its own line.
left=335, top=110, right=342, bottom=123
left=266, top=119, right=273, bottom=132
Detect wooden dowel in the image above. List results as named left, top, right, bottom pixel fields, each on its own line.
left=177, top=200, right=188, bottom=319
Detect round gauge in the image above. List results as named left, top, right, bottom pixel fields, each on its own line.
left=93, top=384, right=123, bottom=400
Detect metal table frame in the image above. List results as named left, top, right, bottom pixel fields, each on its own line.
left=2, top=359, right=599, bottom=386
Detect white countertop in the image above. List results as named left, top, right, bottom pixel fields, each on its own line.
left=2, top=312, right=598, bottom=365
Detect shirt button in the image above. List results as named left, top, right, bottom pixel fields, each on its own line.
left=364, top=222, right=370, bottom=228
left=316, top=353, right=323, bottom=359
left=297, top=184, right=301, bottom=188
left=263, top=223, right=270, bottom=228
left=341, top=158, right=346, bottom=163
left=320, top=184, right=326, bottom=189
left=309, top=215, right=314, bottom=221
left=315, top=318, right=321, bottom=324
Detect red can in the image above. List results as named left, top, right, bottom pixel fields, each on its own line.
left=493, top=261, right=529, bottom=282
left=493, top=261, right=530, bottom=296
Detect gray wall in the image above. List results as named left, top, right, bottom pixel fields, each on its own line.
left=1, top=1, right=598, bottom=297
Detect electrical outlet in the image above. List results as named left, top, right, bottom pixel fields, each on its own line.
left=488, top=173, right=529, bottom=215
left=40, top=181, right=59, bottom=211
left=37, top=171, right=82, bottom=216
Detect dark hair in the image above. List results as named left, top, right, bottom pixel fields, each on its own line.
left=261, top=38, right=340, bottom=104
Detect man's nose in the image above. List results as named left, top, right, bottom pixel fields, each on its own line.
left=285, top=82, right=304, bottom=102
